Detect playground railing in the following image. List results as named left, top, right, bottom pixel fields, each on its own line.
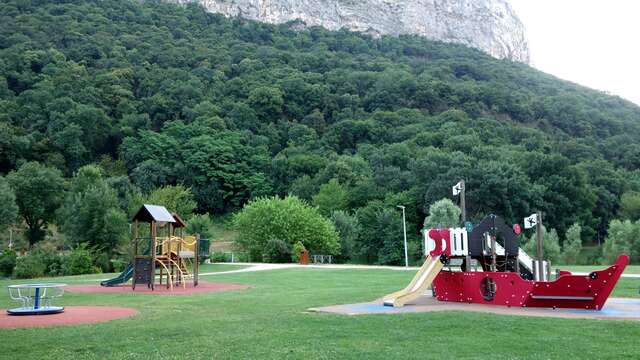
left=159, top=236, right=197, bottom=255
left=311, top=255, right=333, bottom=264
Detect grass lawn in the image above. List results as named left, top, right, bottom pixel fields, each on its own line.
left=198, top=263, right=248, bottom=273
left=1, top=267, right=639, bottom=359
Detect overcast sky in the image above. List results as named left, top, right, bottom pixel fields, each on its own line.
left=509, top=0, right=640, bottom=106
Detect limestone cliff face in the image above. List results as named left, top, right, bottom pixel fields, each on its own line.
left=173, top=0, right=530, bottom=63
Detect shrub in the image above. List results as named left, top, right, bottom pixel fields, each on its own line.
left=262, top=239, right=291, bottom=263
left=233, top=196, right=340, bottom=263
left=291, top=241, right=307, bottom=262
left=13, top=255, right=46, bottom=279
left=62, top=245, right=99, bottom=276
left=111, top=258, right=127, bottom=273
left=209, top=252, right=232, bottom=263
left=13, top=250, right=67, bottom=278
left=0, top=250, right=17, bottom=277
left=94, top=252, right=112, bottom=273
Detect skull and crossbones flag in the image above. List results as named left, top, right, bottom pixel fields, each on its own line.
left=524, top=213, right=538, bottom=229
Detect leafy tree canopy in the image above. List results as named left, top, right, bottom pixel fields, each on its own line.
left=233, top=196, right=340, bottom=262
left=7, top=162, right=65, bottom=247
left=424, top=198, right=461, bottom=229
left=1, top=0, right=640, bottom=263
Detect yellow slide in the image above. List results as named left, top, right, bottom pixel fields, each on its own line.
left=383, top=255, right=445, bottom=307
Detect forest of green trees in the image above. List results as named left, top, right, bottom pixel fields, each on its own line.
left=1, top=0, right=640, bottom=273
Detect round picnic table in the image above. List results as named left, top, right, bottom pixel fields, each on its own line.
left=6, top=283, right=67, bottom=315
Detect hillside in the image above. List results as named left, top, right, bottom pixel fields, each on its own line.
left=1, top=0, right=640, bottom=263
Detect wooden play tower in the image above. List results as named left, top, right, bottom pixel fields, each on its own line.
left=131, top=205, right=202, bottom=291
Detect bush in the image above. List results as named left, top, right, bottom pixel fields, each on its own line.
left=111, top=258, right=127, bottom=272
left=13, top=254, right=47, bottom=279
left=0, top=250, right=17, bottom=277
left=233, top=196, right=340, bottom=263
left=94, top=252, right=112, bottom=273
left=62, top=245, right=99, bottom=276
left=209, top=252, right=232, bottom=263
left=262, top=239, right=291, bottom=263
left=13, top=250, right=67, bottom=278
left=291, top=241, right=307, bottom=262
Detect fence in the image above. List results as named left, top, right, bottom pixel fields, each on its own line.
left=311, top=255, right=333, bottom=264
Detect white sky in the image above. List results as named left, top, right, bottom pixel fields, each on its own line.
left=509, top=0, right=640, bottom=105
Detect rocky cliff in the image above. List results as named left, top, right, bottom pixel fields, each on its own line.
left=173, top=0, right=530, bottom=63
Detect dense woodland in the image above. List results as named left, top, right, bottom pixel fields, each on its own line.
left=1, top=0, right=640, bottom=269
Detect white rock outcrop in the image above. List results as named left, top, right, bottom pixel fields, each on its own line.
left=173, top=0, right=530, bottom=63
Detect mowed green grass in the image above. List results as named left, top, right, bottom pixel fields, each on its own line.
left=0, top=267, right=639, bottom=359
left=198, top=263, right=248, bottom=273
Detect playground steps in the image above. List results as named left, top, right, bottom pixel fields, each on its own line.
left=155, top=255, right=194, bottom=287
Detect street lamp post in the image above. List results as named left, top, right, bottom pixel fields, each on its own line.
left=397, top=205, right=409, bottom=268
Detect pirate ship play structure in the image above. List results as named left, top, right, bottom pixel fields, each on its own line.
left=383, top=181, right=629, bottom=310
left=100, top=204, right=209, bottom=291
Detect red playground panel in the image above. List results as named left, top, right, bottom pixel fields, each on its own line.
left=383, top=213, right=629, bottom=310
left=433, top=255, right=628, bottom=310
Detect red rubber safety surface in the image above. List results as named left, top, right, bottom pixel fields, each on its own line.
left=0, top=306, right=138, bottom=328
left=66, top=281, right=250, bottom=295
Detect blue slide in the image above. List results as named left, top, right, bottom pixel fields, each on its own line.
left=100, top=263, right=134, bottom=287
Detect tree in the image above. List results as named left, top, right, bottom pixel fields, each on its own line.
left=233, top=196, right=340, bottom=262
left=374, top=208, right=407, bottom=265
left=313, top=179, right=348, bottom=216
left=145, top=185, right=197, bottom=220
left=7, top=162, right=65, bottom=247
left=353, top=200, right=418, bottom=265
left=4, top=0, right=640, bottom=269
left=330, top=210, right=361, bottom=262
left=522, top=226, right=562, bottom=264
left=247, top=86, right=284, bottom=120
left=602, top=219, right=639, bottom=264
left=423, top=198, right=460, bottom=229
left=619, top=191, right=640, bottom=221
left=186, top=214, right=215, bottom=239
left=562, top=223, right=583, bottom=265
left=179, top=132, right=272, bottom=213
left=57, top=165, right=129, bottom=258
left=0, top=176, right=18, bottom=230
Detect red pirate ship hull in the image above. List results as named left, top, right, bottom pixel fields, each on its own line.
left=432, top=255, right=628, bottom=310
left=383, top=214, right=629, bottom=310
